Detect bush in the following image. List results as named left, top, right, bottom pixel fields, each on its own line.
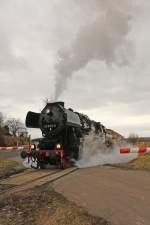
left=0, top=129, right=5, bottom=146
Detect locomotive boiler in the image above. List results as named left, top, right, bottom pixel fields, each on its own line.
left=21, top=101, right=109, bottom=169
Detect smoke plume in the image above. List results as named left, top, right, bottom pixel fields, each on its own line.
left=76, top=132, right=137, bottom=168
left=54, top=0, right=133, bottom=99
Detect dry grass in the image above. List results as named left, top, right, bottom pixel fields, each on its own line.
left=113, top=153, right=150, bottom=171
left=0, top=186, right=110, bottom=225
left=0, top=158, right=24, bottom=179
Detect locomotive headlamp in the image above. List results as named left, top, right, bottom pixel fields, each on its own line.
left=56, top=144, right=61, bottom=149
left=31, top=144, right=36, bottom=150
left=46, top=109, right=50, bottom=114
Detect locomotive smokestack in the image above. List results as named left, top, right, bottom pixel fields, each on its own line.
left=54, top=0, right=133, bottom=99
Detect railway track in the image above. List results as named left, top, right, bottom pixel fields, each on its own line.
left=0, top=167, right=78, bottom=197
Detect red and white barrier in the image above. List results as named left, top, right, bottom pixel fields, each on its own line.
left=0, top=146, right=30, bottom=151
left=120, top=147, right=150, bottom=154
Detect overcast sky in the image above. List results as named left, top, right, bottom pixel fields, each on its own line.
left=0, top=0, right=150, bottom=138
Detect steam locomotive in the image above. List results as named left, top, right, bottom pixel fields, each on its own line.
left=21, top=101, right=110, bottom=169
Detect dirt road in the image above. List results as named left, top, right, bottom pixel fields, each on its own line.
left=54, top=166, right=150, bottom=225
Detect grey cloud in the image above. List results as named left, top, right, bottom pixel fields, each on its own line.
left=0, top=34, right=27, bottom=71
left=60, top=57, right=150, bottom=118
left=0, top=0, right=149, bottom=138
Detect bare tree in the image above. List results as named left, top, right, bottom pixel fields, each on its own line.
left=0, top=112, right=4, bottom=128
left=6, top=118, right=26, bottom=137
left=127, top=133, right=139, bottom=145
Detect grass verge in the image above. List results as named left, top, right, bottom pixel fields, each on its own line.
left=113, top=153, right=150, bottom=171
left=0, top=158, right=25, bottom=179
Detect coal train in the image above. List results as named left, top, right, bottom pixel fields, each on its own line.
left=21, top=101, right=111, bottom=169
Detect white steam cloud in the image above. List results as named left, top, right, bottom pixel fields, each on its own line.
left=76, top=132, right=137, bottom=168
left=54, top=0, right=133, bottom=99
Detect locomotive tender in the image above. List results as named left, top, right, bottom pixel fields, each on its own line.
left=22, top=101, right=108, bottom=169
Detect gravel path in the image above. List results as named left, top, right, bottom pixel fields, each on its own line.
left=54, top=166, right=150, bottom=225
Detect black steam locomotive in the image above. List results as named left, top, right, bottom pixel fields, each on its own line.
left=21, top=101, right=108, bottom=169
